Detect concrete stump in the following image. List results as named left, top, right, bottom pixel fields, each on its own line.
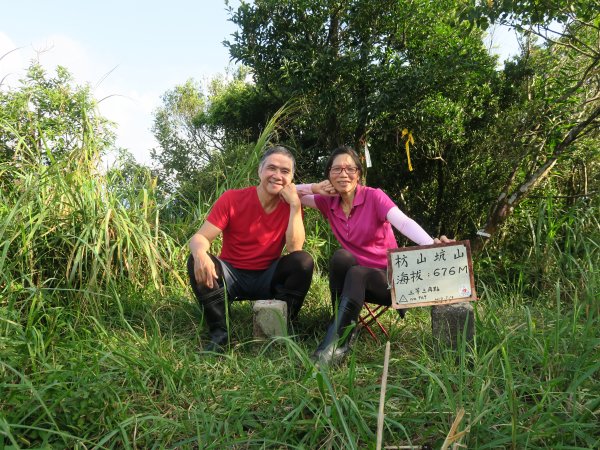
left=253, top=300, right=288, bottom=339
left=431, top=302, right=474, bottom=349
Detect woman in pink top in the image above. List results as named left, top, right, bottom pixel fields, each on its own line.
left=298, top=146, right=451, bottom=365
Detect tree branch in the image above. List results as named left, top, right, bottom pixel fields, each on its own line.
left=473, top=103, right=600, bottom=253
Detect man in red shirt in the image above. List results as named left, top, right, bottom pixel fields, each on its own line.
left=188, top=146, right=314, bottom=352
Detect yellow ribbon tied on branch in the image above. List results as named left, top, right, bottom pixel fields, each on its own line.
left=401, top=128, right=414, bottom=172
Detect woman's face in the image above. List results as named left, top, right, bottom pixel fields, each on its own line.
left=329, top=154, right=359, bottom=195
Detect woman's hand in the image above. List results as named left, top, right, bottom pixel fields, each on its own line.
left=312, top=180, right=338, bottom=196
left=433, top=235, right=455, bottom=244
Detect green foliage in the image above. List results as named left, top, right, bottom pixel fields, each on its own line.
left=0, top=63, right=114, bottom=166
left=225, top=0, right=504, bottom=237
left=465, top=0, right=599, bottom=27
left=478, top=195, right=599, bottom=303
left=225, top=0, right=600, bottom=245
left=203, top=71, right=280, bottom=143
left=146, top=0, right=600, bottom=247
left=0, top=150, right=181, bottom=297
left=150, top=70, right=283, bottom=211
left=0, top=65, right=183, bottom=303
left=468, top=8, right=600, bottom=247
left=150, top=79, right=212, bottom=198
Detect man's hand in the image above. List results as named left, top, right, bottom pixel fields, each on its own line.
left=193, top=251, right=218, bottom=289
left=312, top=180, right=338, bottom=196
left=433, top=235, right=455, bottom=244
left=279, top=183, right=301, bottom=208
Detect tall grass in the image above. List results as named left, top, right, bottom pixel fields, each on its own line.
left=0, top=124, right=181, bottom=303
left=2, top=263, right=597, bottom=448
left=474, top=197, right=599, bottom=315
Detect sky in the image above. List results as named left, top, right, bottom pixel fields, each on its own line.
left=1, top=0, right=241, bottom=165
left=1, top=1, right=520, bottom=166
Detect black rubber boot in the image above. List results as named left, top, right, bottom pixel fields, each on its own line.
left=312, top=296, right=362, bottom=366
left=274, top=287, right=306, bottom=324
left=199, top=287, right=228, bottom=353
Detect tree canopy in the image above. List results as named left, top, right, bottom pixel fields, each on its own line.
left=148, top=0, right=598, bottom=245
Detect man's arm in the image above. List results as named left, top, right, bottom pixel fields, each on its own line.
left=279, top=183, right=305, bottom=252
left=189, top=221, right=223, bottom=289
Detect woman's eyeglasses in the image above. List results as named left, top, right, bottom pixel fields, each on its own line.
left=330, top=166, right=358, bottom=175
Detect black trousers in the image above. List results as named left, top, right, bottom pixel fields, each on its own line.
left=329, top=249, right=391, bottom=307
left=187, top=250, right=314, bottom=303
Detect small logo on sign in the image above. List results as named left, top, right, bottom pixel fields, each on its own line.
left=459, top=285, right=471, bottom=296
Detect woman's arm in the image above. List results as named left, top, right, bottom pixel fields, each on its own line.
left=387, top=206, right=454, bottom=245
left=296, top=181, right=337, bottom=209
left=295, top=184, right=317, bottom=208
left=387, top=206, right=434, bottom=246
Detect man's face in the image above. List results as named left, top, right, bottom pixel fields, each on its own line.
left=258, top=153, right=294, bottom=195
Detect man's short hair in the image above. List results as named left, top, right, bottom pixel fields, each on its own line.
left=259, top=145, right=296, bottom=174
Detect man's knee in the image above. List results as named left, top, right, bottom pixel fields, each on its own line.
left=187, top=253, right=224, bottom=295
left=288, top=250, right=315, bottom=274
left=186, top=253, right=195, bottom=283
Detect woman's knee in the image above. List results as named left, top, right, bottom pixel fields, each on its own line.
left=344, top=266, right=370, bottom=290
left=329, top=249, right=356, bottom=277
left=341, top=265, right=376, bottom=298
left=330, top=249, right=355, bottom=268
left=346, top=265, right=368, bottom=278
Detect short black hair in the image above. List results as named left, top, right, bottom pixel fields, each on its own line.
left=324, top=145, right=363, bottom=180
